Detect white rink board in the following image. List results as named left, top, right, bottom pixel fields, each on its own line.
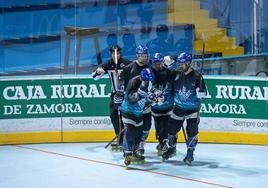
left=1, top=116, right=268, bottom=134
left=200, top=117, right=268, bottom=133
left=0, top=117, right=113, bottom=133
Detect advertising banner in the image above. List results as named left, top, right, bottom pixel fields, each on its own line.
left=200, top=76, right=268, bottom=133
left=0, top=75, right=267, bottom=134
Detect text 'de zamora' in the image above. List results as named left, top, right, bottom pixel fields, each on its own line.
left=4, top=103, right=82, bottom=115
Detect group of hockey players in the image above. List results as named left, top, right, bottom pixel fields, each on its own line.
left=92, top=43, right=207, bottom=167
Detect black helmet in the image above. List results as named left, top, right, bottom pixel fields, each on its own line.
left=110, top=44, right=122, bottom=53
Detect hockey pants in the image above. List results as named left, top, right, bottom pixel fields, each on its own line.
left=167, top=108, right=199, bottom=150
left=140, top=112, right=152, bottom=142
left=153, top=115, right=169, bottom=143
left=123, top=124, right=143, bottom=154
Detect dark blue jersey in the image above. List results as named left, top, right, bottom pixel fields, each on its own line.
left=121, top=61, right=149, bottom=89
left=172, top=69, right=207, bottom=110
left=151, top=67, right=174, bottom=113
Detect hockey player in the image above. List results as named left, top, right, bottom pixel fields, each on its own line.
left=121, top=44, right=151, bottom=155
left=122, top=44, right=150, bottom=88
left=162, top=52, right=207, bottom=165
left=121, top=68, right=154, bottom=166
left=92, top=45, right=131, bottom=150
left=150, top=53, right=174, bottom=155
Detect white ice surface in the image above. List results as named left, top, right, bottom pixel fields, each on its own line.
left=0, top=143, right=268, bottom=188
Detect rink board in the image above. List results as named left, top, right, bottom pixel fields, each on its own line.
left=0, top=75, right=268, bottom=145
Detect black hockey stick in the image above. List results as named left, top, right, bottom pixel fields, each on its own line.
left=105, top=127, right=126, bottom=149
left=200, top=33, right=205, bottom=75
left=197, top=33, right=206, bottom=122
left=181, top=125, right=188, bottom=144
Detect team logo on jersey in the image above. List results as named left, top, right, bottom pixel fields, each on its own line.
left=158, top=84, right=169, bottom=95
left=178, top=86, right=191, bottom=101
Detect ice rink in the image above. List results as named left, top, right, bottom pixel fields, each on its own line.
left=1, top=142, right=268, bottom=188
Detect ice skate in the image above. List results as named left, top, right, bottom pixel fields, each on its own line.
left=161, top=139, right=176, bottom=160
left=124, top=152, right=132, bottom=169
left=136, top=141, right=145, bottom=156
left=156, top=142, right=165, bottom=156
left=183, top=149, right=194, bottom=166
left=132, top=151, right=145, bottom=164
left=111, top=142, right=122, bottom=152
left=162, top=147, right=176, bottom=160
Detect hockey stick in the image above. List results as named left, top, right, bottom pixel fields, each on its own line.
left=114, top=48, right=119, bottom=82
left=105, top=127, right=126, bottom=149
left=201, top=33, right=205, bottom=75
left=181, top=124, right=187, bottom=144
left=114, top=48, right=123, bottom=147
left=197, top=33, right=206, bottom=123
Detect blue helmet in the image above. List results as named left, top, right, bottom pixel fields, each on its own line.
left=151, top=53, right=164, bottom=64
left=136, top=45, right=148, bottom=54
left=140, top=68, right=154, bottom=81
left=176, top=52, right=192, bottom=65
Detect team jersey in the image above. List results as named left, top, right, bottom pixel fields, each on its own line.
left=151, top=67, right=174, bottom=114
left=172, top=69, right=207, bottom=110
left=121, top=76, right=148, bottom=126
left=121, top=60, right=149, bottom=89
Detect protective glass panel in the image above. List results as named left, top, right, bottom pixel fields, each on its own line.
left=0, top=0, right=267, bottom=76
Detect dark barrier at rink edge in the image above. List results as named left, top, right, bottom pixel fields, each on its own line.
left=0, top=75, right=268, bottom=145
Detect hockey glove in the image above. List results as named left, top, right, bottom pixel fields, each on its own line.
left=148, top=92, right=157, bottom=103
left=92, top=68, right=105, bottom=80
left=148, top=89, right=164, bottom=105
left=92, top=71, right=103, bottom=80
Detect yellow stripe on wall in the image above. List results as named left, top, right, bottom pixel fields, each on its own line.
left=1, top=131, right=268, bottom=145
left=63, top=130, right=116, bottom=142
left=0, top=132, right=62, bottom=145
left=198, top=132, right=268, bottom=145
